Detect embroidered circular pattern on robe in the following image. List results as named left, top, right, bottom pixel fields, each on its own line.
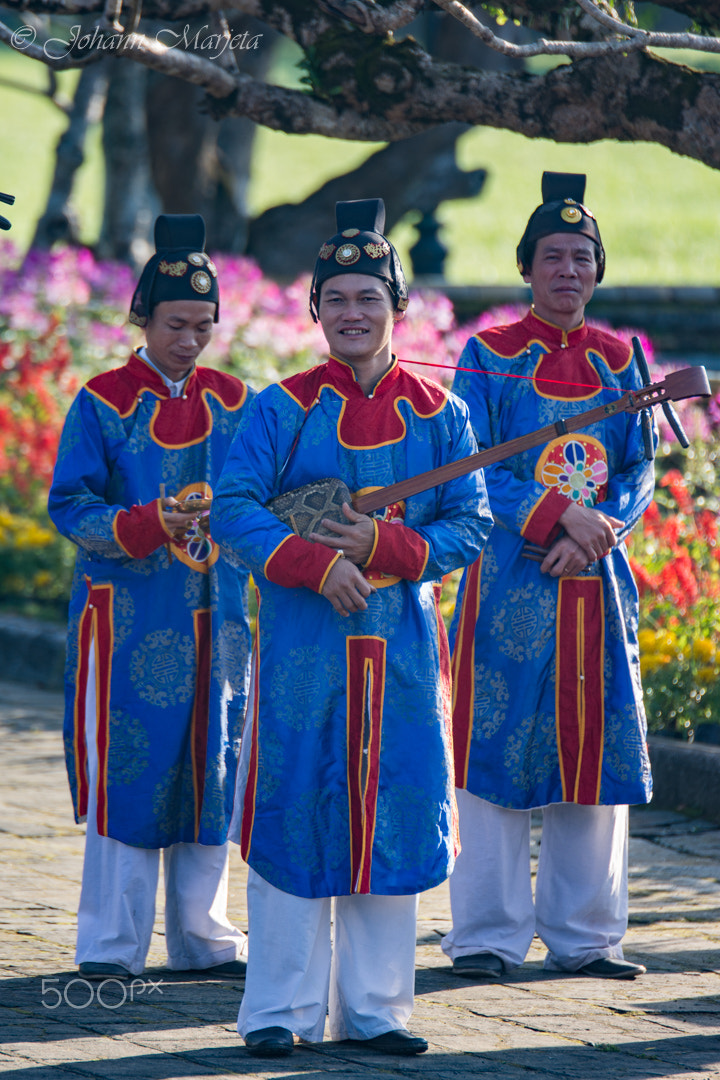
left=130, top=628, right=196, bottom=708
left=536, top=435, right=608, bottom=508
left=471, top=664, right=510, bottom=740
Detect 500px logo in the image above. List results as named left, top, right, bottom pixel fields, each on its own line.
left=41, top=976, right=163, bottom=1010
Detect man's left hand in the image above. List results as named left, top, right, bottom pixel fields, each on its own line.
left=309, top=502, right=375, bottom=566
left=540, top=535, right=592, bottom=578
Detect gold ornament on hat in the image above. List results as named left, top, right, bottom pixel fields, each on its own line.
left=364, top=240, right=390, bottom=259
left=560, top=206, right=582, bottom=224
left=191, top=270, right=212, bottom=294
left=319, top=243, right=336, bottom=261
left=187, top=253, right=205, bottom=266
left=206, top=259, right=217, bottom=278
left=158, top=259, right=187, bottom=277
left=335, top=243, right=361, bottom=266
left=341, top=228, right=360, bottom=237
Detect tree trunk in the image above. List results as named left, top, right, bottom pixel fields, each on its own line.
left=30, top=61, right=109, bottom=249
left=145, top=16, right=274, bottom=252
left=96, top=59, right=157, bottom=263
left=246, top=124, right=486, bottom=280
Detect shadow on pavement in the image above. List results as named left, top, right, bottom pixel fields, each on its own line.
left=0, top=1035, right=718, bottom=1080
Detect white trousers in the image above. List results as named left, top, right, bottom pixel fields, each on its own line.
left=75, top=644, right=247, bottom=975
left=238, top=869, right=418, bottom=1042
left=442, top=789, right=628, bottom=972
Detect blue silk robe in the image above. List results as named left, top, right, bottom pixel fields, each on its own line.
left=450, top=310, right=655, bottom=810
left=211, top=355, right=493, bottom=899
left=48, top=352, right=254, bottom=848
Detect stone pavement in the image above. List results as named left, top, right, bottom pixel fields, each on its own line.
left=0, top=679, right=719, bottom=1080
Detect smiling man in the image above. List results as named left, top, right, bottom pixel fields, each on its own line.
left=442, top=173, right=655, bottom=983
left=48, top=215, right=254, bottom=982
left=212, top=199, right=492, bottom=1058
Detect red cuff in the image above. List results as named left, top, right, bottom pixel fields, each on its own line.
left=364, top=521, right=429, bottom=582
left=114, top=499, right=173, bottom=558
left=265, top=534, right=339, bottom=592
left=521, top=489, right=572, bottom=546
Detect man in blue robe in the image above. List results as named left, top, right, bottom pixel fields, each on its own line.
left=442, top=174, right=654, bottom=982
left=212, top=199, right=492, bottom=1057
left=49, top=215, right=254, bottom=980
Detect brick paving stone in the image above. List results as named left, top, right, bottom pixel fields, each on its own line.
left=1, top=678, right=719, bottom=1079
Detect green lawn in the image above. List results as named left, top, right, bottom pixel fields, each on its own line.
left=1, top=41, right=719, bottom=285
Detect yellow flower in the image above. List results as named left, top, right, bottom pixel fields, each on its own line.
left=697, top=665, right=719, bottom=684
left=655, top=630, right=679, bottom=657
left=638, top=629, right=657, bottom=654
left=14, top=525, right=54, bottom=549
left=33, top=570, right=53, bottom=589
left=692, top=638, right=716, bottom=663
left=640, top=653, right=672, bottom=676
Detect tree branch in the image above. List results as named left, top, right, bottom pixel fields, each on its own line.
left=5, top=0, right=720, bottom=172
left=430, top=0, right=647, bottom=57
left=433, top=0, right=720, bottom=56
left=0, top=18, right=106, bottom=68
left=315, top=0, right=426, bottom=33
left=575, top=0, right=720, bottom=51
left=114, top=28, right=239, bottom=94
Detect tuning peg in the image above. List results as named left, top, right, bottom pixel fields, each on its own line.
left=631, top=337, right=656, bottom=461
left=0, top=192, right=14, bottom=230
left=660, top=400, right=690, bottom=449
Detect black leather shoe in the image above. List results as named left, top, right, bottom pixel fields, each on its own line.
left=204, top=959, right=247, bottom=977
left=244, top=1027, right=294, bottom=1057
left=578, top=957, right=646, bottom=979
left=78, top=962, right=131, bottom=980
left=352, top=1029, right=428, bottom=1055
left=452, top=953, right=505, bottom=979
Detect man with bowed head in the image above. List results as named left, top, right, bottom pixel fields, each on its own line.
left=212, top=199, right=492, bottom=1057
left=49, top=215, right=253, bottom=981
left=442, top=173, right=655, bottom=983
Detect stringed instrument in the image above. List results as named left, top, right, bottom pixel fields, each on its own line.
left=267, top=366, right=711, bottom=539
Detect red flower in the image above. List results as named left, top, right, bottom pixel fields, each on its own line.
left=642, top=501, right=662, bottom=537
left=696, top=509, right=719, bottom=546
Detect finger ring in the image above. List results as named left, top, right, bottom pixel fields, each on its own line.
left=337, top=549, right=345, bottom=558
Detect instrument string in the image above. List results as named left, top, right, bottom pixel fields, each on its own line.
left=397, top=357, right=627, bottom=396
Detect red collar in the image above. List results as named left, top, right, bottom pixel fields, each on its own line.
left=127, top=351, right=197, bottom=397
left=523, top=308, right=589, bottom=350
left=326, top=354, right=399, bottom=398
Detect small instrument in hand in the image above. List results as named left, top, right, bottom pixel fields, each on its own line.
left=268, top=366, right=711, bottom=540
left=171, top=497, right=212, bottom=514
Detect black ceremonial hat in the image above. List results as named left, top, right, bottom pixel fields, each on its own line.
left=516, top=172, right=605, bottom=283
left=129, top=214, right=219, bottom=328
left=310, top=198, right=408, bottom=322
